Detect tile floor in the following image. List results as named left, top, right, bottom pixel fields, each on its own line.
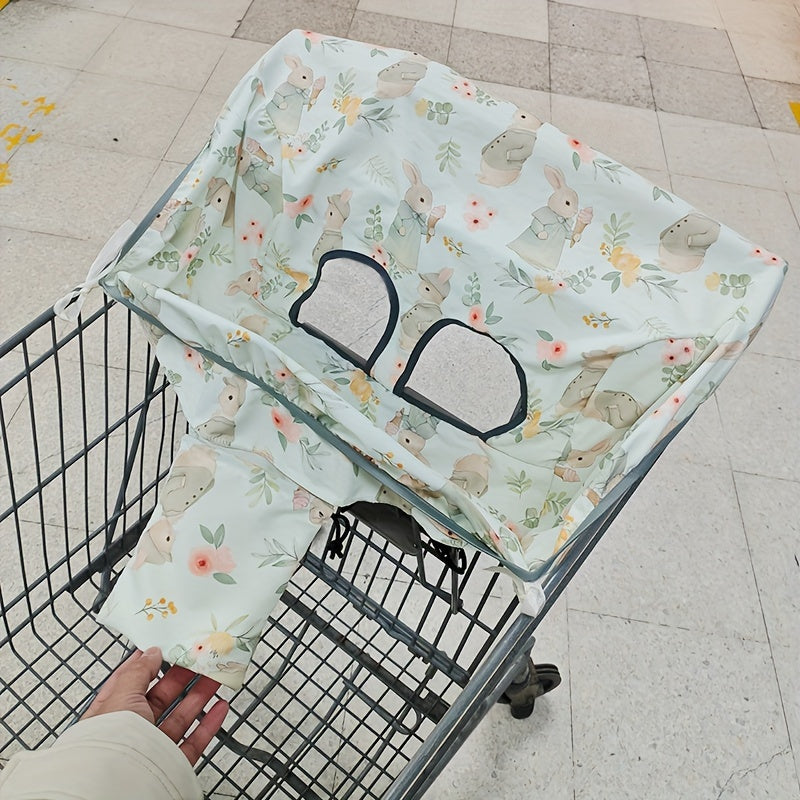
left=0, top=0, right=798, bottom=798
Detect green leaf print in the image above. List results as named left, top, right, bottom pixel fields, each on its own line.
left=537, top=329, right=553, bottom=342
left=363, top=155, right=395, bottom=188
left=462, top=272, right=481, bottom=306
left=213, top=572, right=237, bottom=585
left=200, top=525, right=215, bottom=545
left=213, top=524, right=225, bottom=548
left=334, top=69, right=356, bottom=101
left=505, top=469, right=533, bottom=496
left=208, top=242, right=232, bottom=265
left=653, top=186, right=674, bottom=203
left=148, top=250, right=181, bottom=271
left=213, top=145, right=237, bottom=166
left=364, top=204, right=384, bottom=242
left=435, top=138, right=462, bottom=175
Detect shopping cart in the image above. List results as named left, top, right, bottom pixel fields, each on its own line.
left=0, top=28, right=785, bottom=800
left=0, top=293, right=648, bottom=797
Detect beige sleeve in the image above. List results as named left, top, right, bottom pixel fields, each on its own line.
left=0, top=711, right=203, bottom=800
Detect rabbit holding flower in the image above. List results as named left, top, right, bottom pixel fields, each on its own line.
left=508, top=165, right=590, bottom=271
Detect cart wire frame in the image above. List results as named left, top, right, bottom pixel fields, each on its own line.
left=0, top=297, right=681, bottom=798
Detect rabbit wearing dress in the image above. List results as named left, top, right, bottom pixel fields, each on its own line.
left=508, top=165, right=582, bottom=271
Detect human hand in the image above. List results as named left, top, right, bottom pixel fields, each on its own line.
left=82, top=647, right=229, bottom=765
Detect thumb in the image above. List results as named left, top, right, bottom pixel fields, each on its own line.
left=114, top=647, right=163, bottom=694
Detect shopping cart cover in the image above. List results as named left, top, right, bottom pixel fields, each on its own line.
left=97, top=30, right=785, bottom=687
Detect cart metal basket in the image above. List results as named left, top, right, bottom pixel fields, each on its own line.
left=0, top=292, right=676, bottom=798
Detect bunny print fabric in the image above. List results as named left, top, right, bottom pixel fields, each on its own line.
left=98, top=30, right=786, bottom=687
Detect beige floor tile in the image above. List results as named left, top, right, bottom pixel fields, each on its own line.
left=46, top=0, right=134, bottom=13
left=126, top=0, right=254, bottom=37
left=636, top=167, right=671, bottom=190
left=550, top=44, right=653, bottom=108
left=567, top=461, right=767, bottom=640
left=0, top=58, right=79, bottom=120
left=349, top=11, right=452, bottom=63
left=358, top=0, right=456, bottom=27
left=0, top=139, right=158, bottom=241
left=45, top=72, right=197, bottom=159
left=649, top=60, right=759, bottom=127
left=717, top=0, right=800, bottom=43
left=164, top=94, right=226, bottom=165
left=771, top=644, right=800, bottom=789
left=235, top=0, right=355, bottom=44
left=668, top=174, right=800, bottom=261
left=569, top=612, right=797, bottom=800
left=449, top=28, right=549, bottom=90
left=716, top=351, right=800, bottom=482
left=453, top=0, right=549, bottom=42
left=659, top=112, right=783, bottom=191
left=202, top=39, right=273, bottom=97
left=730, top=31, right=800, bottom=83
left=733, top=472, right=800, bottom=649
left=550, top=0, right=723, bottom=27
left=473, top=81, right=551, bottom=122
left=639, top=17, right=740, bottom=73
left=0, top=227, right=104, bottom=339
left=549, top=3, right=642, bottom=55
left=128, top=160, right=191, bottom=226
left=85, top=18, right=228, bottom=91
left=0, top=0, right=121, bottom=70
left=431, top=596, right=573, bottom=799
left=746, top=77, right=800, bottom=135
left=550, top=93, right=667, bottom=171
left=765, top=129, right=800, bottom=193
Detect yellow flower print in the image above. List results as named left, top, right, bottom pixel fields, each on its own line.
left=534, top=275, right=558, bottom=295
left=349, top=369, right=372, bottom=403
left=522, top=409, right=541, bottom=438
left=203, top=630, right=235, bottom=656
left=607, top=245, right=641, bottom=286
left=138, top=597, right=178, bottom=620
left=705, top=272, right=721, bottom=290
left=339, top=96, right=362, bottom=126
left=415, top=98, right=429, bottom=116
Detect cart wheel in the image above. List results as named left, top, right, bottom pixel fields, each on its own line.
left=500, top=658, right=561, bottom=719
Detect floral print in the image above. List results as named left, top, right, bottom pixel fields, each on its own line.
left=96, top=29, right=786, bottom=690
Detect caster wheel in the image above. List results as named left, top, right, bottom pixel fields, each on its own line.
left=500, top=658, right=562, bottom=719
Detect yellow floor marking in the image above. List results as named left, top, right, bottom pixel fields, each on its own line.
left=0, top=0, right=12, bottom=11
left=790, top=101, right=800, bottom=127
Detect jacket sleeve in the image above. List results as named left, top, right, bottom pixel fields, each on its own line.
left=0, top=711, right=204, bottom=800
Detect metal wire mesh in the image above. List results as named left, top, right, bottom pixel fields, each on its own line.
left=0, top=297, right=519, bottom=797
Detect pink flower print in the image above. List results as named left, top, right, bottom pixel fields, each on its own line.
left=390, top=359, right=406, bottom=383
left=179, top=245, right=199, bottom=269
left=567, top=137, right=595, bottom=163
left=537, top=339, right=568, bottom=362
left=467, top=305, right=488, bottom=332
left=452, top=79, right=476, bottom=99
left=370, top=244, right=389, bottom=268
left=188, top=547, right=217, bottom=577
left=274, top=367, right=293, bottom=382
left=271, top=407, right=302, bottom=443
left=464, top=212, right=489, bottom=231
left=463, top=196, right=496, bottom=230
left=302, top=30, right=323, bottom=44
left=751, top=247, right=781, bottom=266
left=284, top=194, right=313, bottom=219
left=184, top=347, right=204, bottom=374
left=662, top=338, right=694, bottom=366
left=192, top=640, right=209, bottom=658
left=212, top=545, right=236, bottom=574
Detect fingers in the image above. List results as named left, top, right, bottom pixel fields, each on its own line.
left=179, top=699, right=230, bottom=766
left=158, top=675, right=222, bottom=744
left=145, top=665, right=198, bottom=721
left=82, top=648, right=162, bottom=720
